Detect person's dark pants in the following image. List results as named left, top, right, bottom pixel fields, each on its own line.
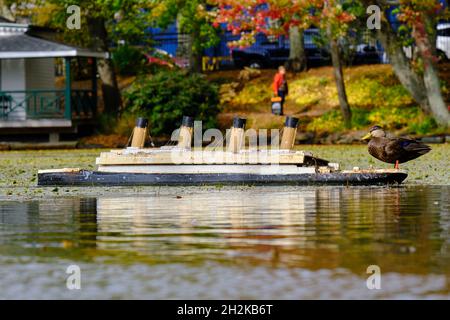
left=277, top=90, right=286, bottom=115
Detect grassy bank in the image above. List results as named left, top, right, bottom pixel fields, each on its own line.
left=78, top=64, right=450, bottom=148
left=211, top=64, right=450, bottom=143
left=0, top=145, right=448, bottom=200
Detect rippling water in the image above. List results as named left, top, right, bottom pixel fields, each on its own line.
left=0, top=185, right=449, bottom=299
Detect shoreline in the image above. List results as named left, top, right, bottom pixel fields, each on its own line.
left=0, top=144, right=448, bottom=200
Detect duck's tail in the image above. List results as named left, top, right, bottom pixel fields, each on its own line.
left=401, top=140, right=431, bottom=155
left=415, top=146, right=431, bottom=155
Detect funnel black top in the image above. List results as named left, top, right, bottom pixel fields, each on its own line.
left=232, top=117, right=247, bottom=129
left=135, top=117, right=149, bottom=128
left=181, top=116, right=194, bottom=128
left=284, top=116, right=299, bottom=128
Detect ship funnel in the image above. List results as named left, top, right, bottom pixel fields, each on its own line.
left=227, top=117, right=246, bottom=153
left=280, top=116, right=299, bottom=150
left=177, top=116, right=194, bottom=149
left=130, top=117, right=149, bottom=148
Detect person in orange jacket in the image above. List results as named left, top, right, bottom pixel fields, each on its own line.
left=272, top=66, right=288, bottom=115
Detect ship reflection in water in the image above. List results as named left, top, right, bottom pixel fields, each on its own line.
left=0, top=186, right=449, bottom=299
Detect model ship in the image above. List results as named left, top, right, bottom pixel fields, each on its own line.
left=38, top=116, right=408, bottom=186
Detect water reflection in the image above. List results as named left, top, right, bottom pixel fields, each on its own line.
left=0, top=198, right=98, bottom=250
left=0, top=186, right=448, bottom=276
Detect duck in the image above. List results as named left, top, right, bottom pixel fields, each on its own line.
left=361, top=125, right=431, bottom=169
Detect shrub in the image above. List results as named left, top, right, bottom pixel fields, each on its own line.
left=307, top=106, right=438, bottom=135
left=123, top=70, right=220, bottom=136
left=367, top=107, right=419, bottom=128
left=307, top=109, right=344, bottom=133
left=289, top=77, right=330, bottom=107
left=346, top=77, right=414, bottom=109
left=407, top=116, right=438, bottom=135
left=112, top=45, right=147, bottom=76
left=306, top=108, right=371, bottom=133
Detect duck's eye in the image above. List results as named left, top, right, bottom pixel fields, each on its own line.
left=370, top=126, right=381, bottom=132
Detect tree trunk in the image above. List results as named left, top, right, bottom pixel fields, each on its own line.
left=188, top=28, right=203, bottom=73
left=377, top=16, right=432, bottom=113
left=189, top=43, right=203, bottom=73
left=87, top=17, right=121, bottom=116
left=422, top=62, right=450, bottom=127
left=286, top=26, right=307, bottom=72
left=414, top=26, right=450, bottom=127
left=329, top=34, right=352, bottom=128
left=376, top=10, right=449, bottom=127
left=424, top=15, right=438, bottom=55
left=0, top=0, right=14, bottom=21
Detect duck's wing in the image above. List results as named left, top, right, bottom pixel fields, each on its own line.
left=385, top=138, right=431, bottom=162
left=384, top=139, right=406, bottom=159
left=396, top=138, right=431, bottom=154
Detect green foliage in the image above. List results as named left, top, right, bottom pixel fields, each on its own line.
left=367, top=107, right=420, bottom=128
left=152, top=0, right=220, bottom=54
left=231, top=83, right=272, bottom=107
left=307, top=109, right=345, bottom=132
left=307, top=106, right=438, bottom=134
left=407, top=116, right=438, bottom=135
left=289, top=76, right=331, bottom=107
left=123, top=70, right=220, bottom=136
left=307, top=108, right=371, bottom=132
left=305, top=67, right=435, bottom=134
left=112, top=45, right=148, bottom=75
left=220, top=64, right=439, bottom=136
left=346, top=77, right=414, bottom=109
left=95, top=112, right=139, bottom=137
left=20, top=0, right=155, bottom=47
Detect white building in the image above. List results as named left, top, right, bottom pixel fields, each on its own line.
left=0, top=19, right=107, bottom=141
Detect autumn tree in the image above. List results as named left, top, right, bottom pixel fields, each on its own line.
left=362, top=0, right=450, bottom=127
left=287, top=26, right=307, bottom=72
left=214, top=0, right=355, bottom=127
left=10, top=0, right=156, bottom=116
left=0, top=0, right=14, bottom=21
left=151, top=0, right=221, bottom=73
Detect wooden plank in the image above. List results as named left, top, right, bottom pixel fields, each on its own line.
left=0, top=119, right=72, bottom=128
left=38, top=168, right=81, bottom=174
left=96, top=150, right=305, bottom=165
left=97, top=165, right=317, bottom=175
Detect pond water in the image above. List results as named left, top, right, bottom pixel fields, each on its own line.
left=0, top=185, right=449, bottom=299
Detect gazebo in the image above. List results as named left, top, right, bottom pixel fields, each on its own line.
left=0, top=20, right=107, bottom=141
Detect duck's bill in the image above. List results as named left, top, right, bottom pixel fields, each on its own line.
left=361, top=133, right=371, bottom=141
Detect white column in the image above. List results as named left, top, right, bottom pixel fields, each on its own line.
left=1, top=59, right=26, bottom=120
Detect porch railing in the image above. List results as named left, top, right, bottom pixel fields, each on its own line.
left=0, top=89, right=97, bottom=120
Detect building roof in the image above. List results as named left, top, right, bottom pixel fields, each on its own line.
left=0, top=22, right=108, bottom=59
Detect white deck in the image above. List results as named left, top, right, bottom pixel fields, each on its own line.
left=0, top=119, right=72, bottom=128
left=96, top=149, right=307, bottom=165
left=97, top=165, right=317, bottom=175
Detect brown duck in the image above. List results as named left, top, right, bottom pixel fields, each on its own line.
left=362, top=126, right=431, bottom=169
